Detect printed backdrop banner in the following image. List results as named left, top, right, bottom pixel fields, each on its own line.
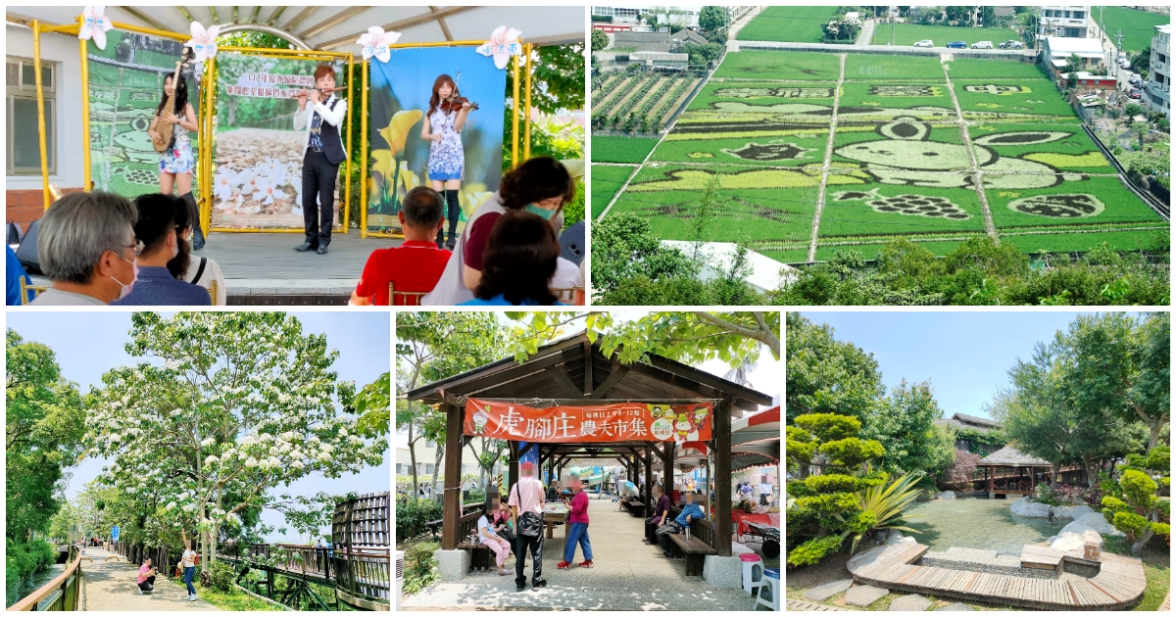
left=464, top=399, right=713, bottom=443
left=212, top=53, right=346, bottom=229
left=88, top=31, right=199, bottom=197
left=367, top=47, right=506, bottom=234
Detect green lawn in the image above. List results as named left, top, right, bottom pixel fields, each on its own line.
left=651, top=133, right=829, bottom=168
left=590, top=164, right=635, bottom=219
left=967, top=123, right=1116, bottom=173
left=608, top=186, right=818, bottom=243
left=591, top=135, right=660, bottom=164
left=168, top=578, right=281, bottom=611
left=818, top=183, right=985, bottom=238
left=735, top=6, right=839, bottom=43
left=954, top=79, right=1078, bottom=120
left=945, top=58, right=1051, bottom=80
left=815, top=238, right=971, bottom=260
left=1092, top=6, right=1170, bottom=53
left=883, top=23, right=1020, bottom=47
left=1000, top=227, right=1170, bottom=253
left=986, top=175, right=1166, bottom=230
left=713, top=50, right=842, bottom=81
left=843, top=54, right=946, bottom=81
left=760, top=248, right=812, bottom=263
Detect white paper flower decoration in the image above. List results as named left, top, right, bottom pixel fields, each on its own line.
left=185, top=22, right=221, bottom=63
left=79, top=6, right=113, bottom=50
left=356, top=26, right=400, bottom=63
left=477, top=26, right=522, bottom=70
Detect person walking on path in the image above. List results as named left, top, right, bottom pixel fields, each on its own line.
left=477, top=494, right=513, bottom=576
left=508, top=461, right=547, bottom=592
left=558, top=476, right=593, bottom=569
left=180, top=532, right=198, bottom=601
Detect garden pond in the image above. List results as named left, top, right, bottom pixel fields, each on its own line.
left=903, top=497, right=1064, bottom=555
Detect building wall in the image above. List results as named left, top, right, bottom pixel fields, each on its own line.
left=1145, top=26, right=1171, bottom=116
left=6, top=24, right=86, bottom=226
left=1040, top=6, right=1091, bottom=38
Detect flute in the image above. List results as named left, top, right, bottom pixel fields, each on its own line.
left=292, top=86, right=347, bottom=98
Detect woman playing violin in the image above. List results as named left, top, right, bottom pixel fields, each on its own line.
left=421, top=74, right=473, bottom=250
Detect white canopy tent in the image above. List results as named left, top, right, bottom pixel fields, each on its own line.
left=6, top=5, right=586, bottom=51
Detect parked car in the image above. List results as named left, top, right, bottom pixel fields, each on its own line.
left=914, top=39, right=934, bottom=48
left=971, top=41, right=993, bottom=50
left=946, top=41, right=967, bottom=49
left=1129, top=74, right=1143, bottom=86
left=1129, top=89, right=1142, bottom=100
left=999, top=40, right=1025, bottom=50
left=1119, top=57, right=1132, bottom=69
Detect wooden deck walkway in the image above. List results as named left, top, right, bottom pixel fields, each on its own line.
left=846, top=542, right=1146, bottom=610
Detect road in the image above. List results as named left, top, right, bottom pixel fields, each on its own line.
left=79, top=547, right=219, bottom=612
left=856, top=18, right=876, bottom=46
left=727, top=39, right=1033, bottom=60
left=726, top=5, right=762, bottom=41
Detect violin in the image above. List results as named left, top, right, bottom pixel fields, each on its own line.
left=440, top=95, right=478, bottom=113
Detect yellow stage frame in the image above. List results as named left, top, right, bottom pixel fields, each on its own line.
left=358, top=40, right=534, bottom=239
left=201, top=46, right=355, bottom=234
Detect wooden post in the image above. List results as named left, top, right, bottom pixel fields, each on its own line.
left=508, top=441, right=520, bottom=496
left=714, top=398, right=733, bottom=557
left=665, top=442, right=675, bottom=505
left=986, top=466, right=994, bottom=498
left=644, top=443, right=653, bottom=517
left=441, top=403, right=463, bottom=551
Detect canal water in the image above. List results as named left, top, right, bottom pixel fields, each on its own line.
left=904, top=497, right=1063, bottom=555
left=6, top=564, right=65, bottom=609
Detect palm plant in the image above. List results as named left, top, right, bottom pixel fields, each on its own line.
left=844, top=471, right=924, bottom=554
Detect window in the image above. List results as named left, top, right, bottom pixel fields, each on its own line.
left=7, top=57, right=55, bottom=175
left=425, top=464, right=434, bottom=475
left=1073, top=11, right=1084, bottom=20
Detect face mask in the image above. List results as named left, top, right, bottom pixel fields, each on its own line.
left=170, top=234, right=180, bottom=259
left=525, top=204, right=555, bottom=220
left=111, top=254, right=139, bottom=300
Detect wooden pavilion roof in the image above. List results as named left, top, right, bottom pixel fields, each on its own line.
left=978, top=445, right=1052, bottom=467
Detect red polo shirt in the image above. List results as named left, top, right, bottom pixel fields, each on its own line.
left=355, top=241, right=451, bottom=305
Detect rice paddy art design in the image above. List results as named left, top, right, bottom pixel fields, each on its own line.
left=834, top=117, right=1084, bottom=188
left=1008, top=194, right=1106, bottom=218
left=713, top=86, right=837, bottom=99
left=722, top=142, right=816, bottom=162
left=868, top=85, right=943, bottom=97
left=630, top=197, right=796, bottom=224
left=833, top=189, right=970, bottom=219
left=964, top=85, right=1032, bottom=95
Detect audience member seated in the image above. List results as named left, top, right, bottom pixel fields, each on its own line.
left=30, top=191, right=139, bottom=306
left=113, top=194, right=211, bottom=306
left=644, top=484, right=672, bottom=545
left=655, top=491, right=705, bottom=558
left=168, top=196, right=225, bottom=305
left=460, top=211, right=565, bottom=306
left=6, top=244, right=33, bottom=305
left=352, top=187, right=451, bottom=305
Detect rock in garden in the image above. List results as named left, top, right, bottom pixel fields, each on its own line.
left=846, top=585, right=889, bottom=607
left=1055, top=504, right=1094, bottom=519
left=1050, top=531, right=1094, bottom=553
left=885, top=531, right=905, bottom=545
left=1009, top=497, right=1051, bottom=518
left=1074, top=512, right=1126, bottom=537
left=938, top=491, right=956, bottom=500
left=803, top=579, right=853, bottom=601
left=936, top=602, right=974, bottom=611
left=889, top=594, right=933, bottom=611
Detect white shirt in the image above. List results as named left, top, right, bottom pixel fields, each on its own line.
left=760, top=482, right=772, bottom=495
left=181, top=549, right=197, bottom=568
left=181, top=256, right=226, bottom=306
left=422, top=193, right=505, bottom=306
left=293, top=95, right=348, bottom=157
left=552, top=257, right=583, bottom=290
left=477, top=515, right=497, bottom=544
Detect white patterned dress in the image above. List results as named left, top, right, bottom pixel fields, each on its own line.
left=158, top=113, right=195, bottom=175
left=427, top=108, right=464, bottom=181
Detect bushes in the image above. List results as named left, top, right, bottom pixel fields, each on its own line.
left=403, top=541, right=440, bottom=595
left=1101, top=463, right=1169, bottom=554
left=794, top=413, right=862, bottom=442
left=396, top=498, right=444, bottom=542
left=6, top=539, right=57, bottom=581
left=787, top=535, right=845, bottom=568
left=206, top=561, right=236, bottom=593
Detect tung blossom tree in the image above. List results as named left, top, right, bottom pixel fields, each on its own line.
left=85, top=312, right=387, bottom=581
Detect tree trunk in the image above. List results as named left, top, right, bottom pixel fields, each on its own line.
left=1082, top=455, right=1098, bottom=491
left=1131, top=527, right=1154, bottom=555
left=1050, top=462, right=1061, bottom=490
left=432, top=446, right=444, bottom=503
left=1146, top=418, right=1164, bottom=452
left=408, top=421, right=419, bottom=499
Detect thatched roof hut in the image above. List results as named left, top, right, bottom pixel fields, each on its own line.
left=978, top=445, right=1052, bottom=467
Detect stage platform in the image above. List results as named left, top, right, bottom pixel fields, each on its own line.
left=27, top=232, right=403, bottom=305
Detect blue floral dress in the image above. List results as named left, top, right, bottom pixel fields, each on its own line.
left=159, top=113, right=195, bottom=175
left=427, top=109, right=464, bottom=181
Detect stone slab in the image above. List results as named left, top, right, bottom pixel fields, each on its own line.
left=702, top=554, right=742, bottom=589
left=434, top=548, right=472, bottom=582
left=936, top=602, right=975, bottom=611
left=845, top=584, right=889, bottom=607
left=889, top=593, right=933, bottom=611
left=803, top=578, right=853, bottom=601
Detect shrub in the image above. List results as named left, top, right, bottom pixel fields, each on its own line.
left=1113, top=511, right=1151, bottom=538
left=396, top=498, right=444, bottom=541
left=1036, top=483, right=1064, bottom=507
left=1120, top=470, right=1158, bottom=508
left=819, top=437, right=886, bottom=467
left=403, top=541, right=440, bottom=595
left=787, top=535, right=845, bottom=568
left=804, top=474, right=861, bottom=494
left=793, top=413, right=862, bottom=442
left=795, top=492, right=858, bottom=517
left=206, top=561, right=236, bottom=592
left=943, top=449, right=982, bottom=487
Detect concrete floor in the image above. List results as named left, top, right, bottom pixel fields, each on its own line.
left=402, top=496, right=763, bottom=611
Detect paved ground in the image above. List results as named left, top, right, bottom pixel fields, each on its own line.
left=402, top=496, right=761, bottom=610
left=79, top=547, right=218, bottom=612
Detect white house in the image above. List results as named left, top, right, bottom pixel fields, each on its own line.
left=1043, top=36, right=1109, bottom=77
left=1038, top=6, right=1092, bottom=39
left=1144, top=24, right=1170, bottom=117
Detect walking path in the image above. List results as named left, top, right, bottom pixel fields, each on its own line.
left=940, top=56, right=998, bottom=243
left=807, top=54, right=848, bottom=262
left=402, top=496, right=758, bottom=610
left=80, top=547, right=219, bottom=612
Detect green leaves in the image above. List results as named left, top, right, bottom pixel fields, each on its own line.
left=819, top=438, right=886, bottom=468
left=794, top=413, right=862, bottom=442
left=787, top=535, right=845, bottom=568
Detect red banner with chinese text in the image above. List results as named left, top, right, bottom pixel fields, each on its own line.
left=464, top=399, right=713, bottom=443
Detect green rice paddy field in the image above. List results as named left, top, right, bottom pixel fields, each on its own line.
left=592, top=135, right=660, bottom=164
left=1092, top=7, right=1170, bottom=53
left=735, top=6, right=838, bottom=43
left=590, top=164, right=635, bottom=219
left=595, top=49, right=1168, bottom=262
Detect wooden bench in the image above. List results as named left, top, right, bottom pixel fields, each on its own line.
left=627, top=501, right=645, bottom=518
left=664, top=517, right=717, bottom=576
left=456, top=541, right=493, bottom=571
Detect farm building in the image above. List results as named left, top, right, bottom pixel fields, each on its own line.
left=613, top=30, right=674, bottom=52
left=1043, top=36, right=1109, bottom=78
left=630, top=51, right=690, bottom=72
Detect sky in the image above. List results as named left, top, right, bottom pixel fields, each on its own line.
left=799, top=311, right=1143, bottom=420
left=395, top=311, right=782, bottom=448
left=6, top=311, right=391, bottom=544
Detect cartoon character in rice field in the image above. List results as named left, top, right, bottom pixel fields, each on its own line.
left=835, top=116, right=1087, bottom=189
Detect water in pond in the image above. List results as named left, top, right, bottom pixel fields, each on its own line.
left=903, top=498, right=1062, bottom=556
left=6, top=564, right=65, bottom=608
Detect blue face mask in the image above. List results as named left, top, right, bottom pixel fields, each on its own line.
left=525, top=204, right=556, bottom=220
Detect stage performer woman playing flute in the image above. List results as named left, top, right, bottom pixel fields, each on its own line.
left=293, top=65, right=348, bottom=255
left=421, top=74, right=473, bottom=250
left=148, top=73, right=199, bottom=196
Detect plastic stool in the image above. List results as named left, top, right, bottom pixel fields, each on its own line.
left=755, top=568, right=780, bottom=611
left=740, top=553, right=764, bottom=595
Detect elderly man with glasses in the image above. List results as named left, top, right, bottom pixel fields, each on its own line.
left=29, top=191, right=139, bottom=305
